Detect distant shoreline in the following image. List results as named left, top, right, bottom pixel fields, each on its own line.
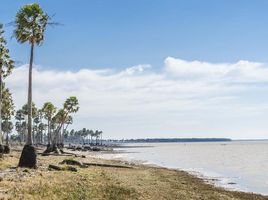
left=107, top=138, right=232, bottom=144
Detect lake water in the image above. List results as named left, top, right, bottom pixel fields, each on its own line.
left=100, top=141, right=268, bottom=195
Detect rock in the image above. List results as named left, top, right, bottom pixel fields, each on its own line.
left=3, top=145, right=10, bottom=154
left=92, top=147, right=100, bottom=151
left=228, top=182, right=236, bottom=185
left=23, top=169, right=30, bottom=173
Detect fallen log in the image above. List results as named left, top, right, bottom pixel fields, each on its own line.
left=48, top=164, right=61, bottom=171
left=82, top=162, right=132, bottom=169
left=48, top=164, right=77, bottom=172
left=59, top=159, right=86, bottom=168
left=39, top=153, right=73, bottom=157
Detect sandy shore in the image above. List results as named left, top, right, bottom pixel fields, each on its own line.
left=0, top=148, right=267, bottom=200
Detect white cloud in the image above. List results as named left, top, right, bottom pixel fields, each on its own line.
left=165, top=57, right=268, bottom=82
left=124, top=64, right=151, bottom=75
left=5, top=57, right=268, bottom=139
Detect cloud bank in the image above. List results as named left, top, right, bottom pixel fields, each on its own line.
left=6, top=57, right=268, bottom=139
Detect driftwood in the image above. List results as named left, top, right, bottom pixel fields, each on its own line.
left=48, top=164, right=61, bottom=170
left=40, top=153, right=73, bottom=157
left=58, top=159, right=132, bottom=169
left=48, top=164, right=77, bottom=172
left=83, top=162, right=132, bottom=169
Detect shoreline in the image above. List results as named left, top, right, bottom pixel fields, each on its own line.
left=91, top=147, right=268, bottom=196
left=102, top=156, right=268, bottom=199
left=0, top=148, right=267, bottom=199
left=73, top=148, right=268, bottom=198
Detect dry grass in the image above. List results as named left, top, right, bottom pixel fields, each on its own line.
left=0, top=149, right=267, bottom=200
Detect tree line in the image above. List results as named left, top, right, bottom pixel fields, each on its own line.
left=65, top=129, right=103, bottom=145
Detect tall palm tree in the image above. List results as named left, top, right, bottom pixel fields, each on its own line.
left=0, top=24, right=14, bottom=153
left=14, top=3, right=49, bottom=168
left=42, top=102, right=56, bottom=146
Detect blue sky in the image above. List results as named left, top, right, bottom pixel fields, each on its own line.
left=1, top=0, right=268, bottom=70
left=1, top=1, right=268, bottom=139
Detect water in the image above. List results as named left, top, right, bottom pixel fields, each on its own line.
left=102, top=141, right=268, bottom=195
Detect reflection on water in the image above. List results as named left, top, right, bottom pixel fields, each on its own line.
left=102, top=141, right=268, bottom=195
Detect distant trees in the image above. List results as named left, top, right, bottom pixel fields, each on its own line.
left=33, top=109, right=46, bottom=144
left=0, top=24, right=14, bottom=153
left=64, top=129, right=103, bottom=145
left=42, top=96, right=79, bottom=153
left=11, top=97, right=79, bottom=152
left=1, top=86, right=15, bottom=153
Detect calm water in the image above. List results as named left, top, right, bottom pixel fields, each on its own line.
left=102, top=141, right=268, bottom=195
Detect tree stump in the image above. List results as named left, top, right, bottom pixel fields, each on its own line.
left=18, top=145, right=37, bottom=169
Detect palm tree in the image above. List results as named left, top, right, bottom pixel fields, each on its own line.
left=15, top=109, right=25, bottom=143
left=2, top=120, right=13, bottom=152
left=38, top=122, right=46, bottom=144
left=89, top=130, right=94, bottom=145
left=64, top=96, right=79, bottom=114
left=62, top=116, right=72, bottom=144
left=1, top=85, right=15, bottom=153
left=0, top=24, right=14, bottom=153
left=42, top=102, right=56, bottom=146
left=45, top=97, right=79, bottom=153
left=53, top=108, right=66, bottom=147
left=15, top=3, right=49, bottom=168
left=99, top=130, right=103, bottom=145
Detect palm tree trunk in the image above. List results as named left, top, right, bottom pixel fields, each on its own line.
left=47, top=120, right=50, bottom=145
left=41, top=129, right=43, bottom=144
left=26, top=43, right=34, bottom=145
left=18, top=43, right=37, bottom=168
left=5, top=132, right=9, bottom=146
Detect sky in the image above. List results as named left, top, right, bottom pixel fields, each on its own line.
left=1, top=0, right=268, bottom=139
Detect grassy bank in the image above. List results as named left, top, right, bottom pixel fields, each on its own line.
left=0, top=149, right=267, bottom=200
